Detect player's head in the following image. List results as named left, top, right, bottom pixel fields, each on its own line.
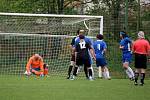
left=79, top=30, right=85, bottom=35
left=34, top=54, right=41, bottom=61
left=96, top=34, right=103, bottom=40
left=79, top=34, right=85, bottom=39
left=119, top=31, right=128, bottom=39
left=138, top=31, right=145, bottom=39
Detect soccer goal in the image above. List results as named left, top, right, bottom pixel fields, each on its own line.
left=0, top=12, right=103, bottom=76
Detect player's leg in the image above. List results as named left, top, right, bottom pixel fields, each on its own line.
left=101, top=67, right=106, bottom=78
left=67, top=55, right=75, bottom=79
left=90, top=56, right=94, bottom=79
left=139, top=54, right=147, bottom=86
left=97, top=58, right=110, bottom=79
left=103, top=66, right=111, bottom=80
left=67, top=61, right=75, bottom=79
left=31, top=68, right=43, bottom=76
left=134, top=53, right=141, bottom=85
left=134, top=68, right=139, bottom=85
left=123, top=53, right=134, bottom=80
left=84, top=65, right=89, bottom=79
left=87, top=66, right=93, bottom=80
left=98, top=67, right=102, bottom=78
left=70, top=58, right=82, bottom=80
left=139, top=69, right=145, bottom=86
left=85, top=59, right=93, bottom=80
left=96, top=58, right=102, bottom=78
left=43, top=64, right=49, bottom=76
left=123, top=62, right=134, bottom=80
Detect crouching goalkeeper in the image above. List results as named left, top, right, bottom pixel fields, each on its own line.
left=25, top=54, right=48, bottom=77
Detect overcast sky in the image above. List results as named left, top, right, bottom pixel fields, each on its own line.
left=141, top=0, right=150, bottom=4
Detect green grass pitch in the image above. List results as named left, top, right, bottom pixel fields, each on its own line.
left=0, top=76, right=150, bottom=100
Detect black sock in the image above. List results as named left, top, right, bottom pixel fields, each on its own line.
left=88, top=69, right=93, bottom=77
left=140, top=73, right=145, bottom=84
left=68, top=65, right=73, bottom=77
left=73, top=67, right=78, bottom=76
left=135, top=72, right=139, bottom=83
left=84, top=66, right=88, bottom=78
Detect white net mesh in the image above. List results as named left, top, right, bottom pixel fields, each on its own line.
left=0, top=13, right=103, bottom=76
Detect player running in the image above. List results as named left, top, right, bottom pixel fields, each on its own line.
left=119, top=31, right=134, bottom=80
left=93, top=34, right=111, bottom=79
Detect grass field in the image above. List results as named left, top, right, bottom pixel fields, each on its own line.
left=0, top=76, right=150, bottom=100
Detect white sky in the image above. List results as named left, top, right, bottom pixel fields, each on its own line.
left=140, top=0, right=150, bottom=4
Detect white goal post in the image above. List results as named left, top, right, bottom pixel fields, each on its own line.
left=0, top=12, right=103, bottom=35
left=0, top=12, right=103, bottom=76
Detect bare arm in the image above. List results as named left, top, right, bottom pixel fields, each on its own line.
left=26, top=58, right=32, bottom=73
left=90, top=48, right=96, bottom=61
left=119, top=45, right=124, bottom=49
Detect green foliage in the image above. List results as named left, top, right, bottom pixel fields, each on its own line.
left=63, top=7, right=78, bottom=15
left=142, top=11, right=150, bottom=21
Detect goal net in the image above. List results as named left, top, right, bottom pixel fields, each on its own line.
left=0, top=12, right=103, bottom=77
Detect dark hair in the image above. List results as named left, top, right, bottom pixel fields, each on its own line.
left=119, top=31, right=128, bottom=38
left=77, top=29, right=80, bottom=35
left=96, top=34, right=103, bottom=40
left=79, top=34, right=85, bottom=39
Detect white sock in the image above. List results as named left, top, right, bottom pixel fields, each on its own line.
left=98, top=68, right=102, bottom=77
left=98, top=72, right=102, bottom=77
left=102, top=72, right=106, bottom=79
left=105, top=71, right=110, bottom=79
left=127, top=67, right=134, bottom=78
left=125, top=69, right=132, bottom=78
left=76, top=66, right=81, bottom=74
left=91, top=67, right=94, bottom=78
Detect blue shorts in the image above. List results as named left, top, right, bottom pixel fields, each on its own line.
left=122, top=52, right=132, bottom=63
left=31, top=67, right=40, bottom=71
left=96, top=58, right=107, bottom=67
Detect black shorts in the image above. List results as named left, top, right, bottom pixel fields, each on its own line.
left=76, top=57, right=91, bottom=68
left=134, top=53, right=147, bottom=69
left=71, top=54, right=75, bottom=61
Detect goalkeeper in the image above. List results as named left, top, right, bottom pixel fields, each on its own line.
left=25, top=54, right=48, bottom=76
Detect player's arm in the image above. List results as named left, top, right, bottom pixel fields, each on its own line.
left=119, top=40, right=124, bottom=49
left=90, top=49, right=96, bottom=61
left=70, top=37, right=76, bottom=55
left=74, top=51, right=77, bottom=64
left=103, top=42, right=107, bottom=53
left=119, top=45, right=124, bottom=49
left=26, top=58, right=32, bottom=73
left=89, top=45, right=96, bottom=61
left=39, top=58, right=44, bottom=73
left=74, top=42, right=78, bottom=63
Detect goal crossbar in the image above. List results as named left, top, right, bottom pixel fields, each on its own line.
left=0, top=12, right=103, bottom=18
left=0, top=12, right=103, bottom=34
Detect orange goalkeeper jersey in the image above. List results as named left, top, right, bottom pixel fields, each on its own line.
left=26, top=55, right=44, bottom=72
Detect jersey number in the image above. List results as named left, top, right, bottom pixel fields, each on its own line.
left=97, top=44, right=101, bottom=50
left=79, top=41, right=86, bottom=49
left=127, top=43, right=131, bottom=51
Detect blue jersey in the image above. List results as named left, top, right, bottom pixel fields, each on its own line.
left=120, top=37, right=132, bottom=54
left=93, top=40, right=107, bottom=58
left=75, top=37, right=93, bottom=46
